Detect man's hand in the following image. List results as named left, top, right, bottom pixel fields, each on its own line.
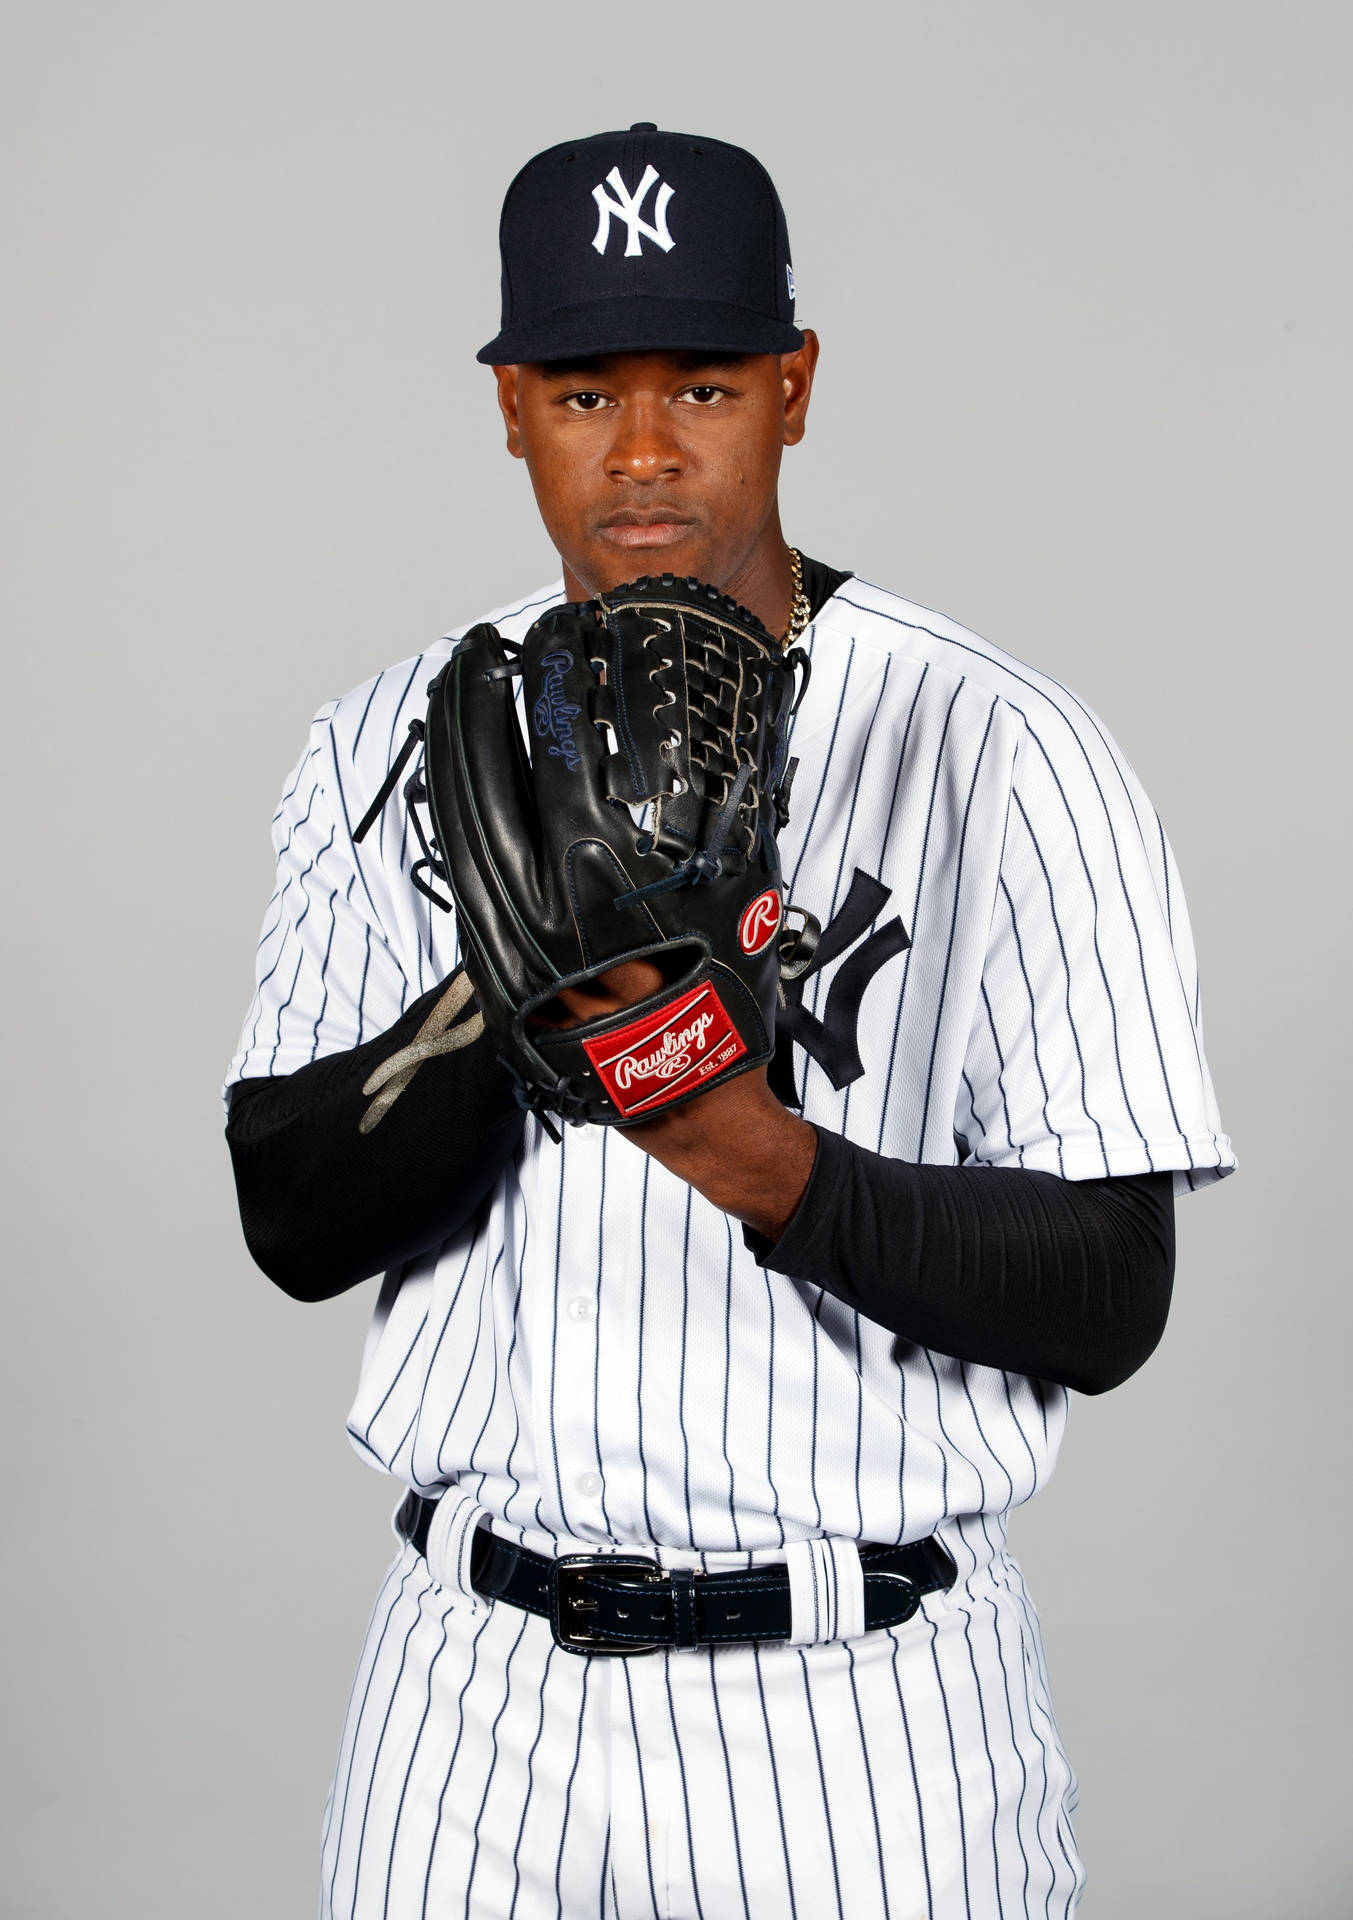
left=534, top=962, right=817, bottom=1241
left=531, top=960, right=668, bottom=1031
left=625, top=1066, right=817, bottom=1241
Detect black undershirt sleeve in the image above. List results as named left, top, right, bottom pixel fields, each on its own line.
left=747, top=1127, right=1175, bottom=1395
left=226, top=980, right=525, bottom=1302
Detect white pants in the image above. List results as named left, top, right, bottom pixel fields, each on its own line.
left=319, top=1528, right=1083, bottom=1919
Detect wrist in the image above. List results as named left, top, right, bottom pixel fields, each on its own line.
left=624, top=1071, right=818, bottom=1240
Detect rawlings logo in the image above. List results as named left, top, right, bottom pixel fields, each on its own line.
left=738, top=889, right=782, bottom=955
left=532, top=649, right=582, bottom=771
left=614, top=1011, right=717, bottom=1089
left=583, top=982, right=748, bottom=1117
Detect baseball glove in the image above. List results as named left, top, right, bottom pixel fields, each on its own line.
left=371, top=574, right=816, bottom=1130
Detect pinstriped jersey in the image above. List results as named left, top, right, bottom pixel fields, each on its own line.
left=227, top=575, right=1234, bottom=1557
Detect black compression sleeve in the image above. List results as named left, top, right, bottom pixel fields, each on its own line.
left=749, top=1128, right=1175, bottom=1394
left=226, top=981, right=525, bottom=1302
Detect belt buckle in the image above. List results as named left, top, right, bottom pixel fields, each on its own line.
left=550, top=1555, right=667, bottom=1656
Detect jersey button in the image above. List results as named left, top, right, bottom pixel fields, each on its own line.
left=567, top=1296, right=596, bottom=1323
left=577, top=1471, right=603, bottom=1498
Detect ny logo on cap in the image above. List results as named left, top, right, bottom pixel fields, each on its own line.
left=591, top=165, right=675, bottom=257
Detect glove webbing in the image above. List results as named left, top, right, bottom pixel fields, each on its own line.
left=613, top=760, right=756, bottom=909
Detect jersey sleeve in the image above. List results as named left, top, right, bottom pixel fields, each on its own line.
left=224, top=706, right=414, bottom=1091
left=958, top=705, right=1235, bottom=1196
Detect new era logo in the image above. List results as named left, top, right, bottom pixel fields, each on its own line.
left=591, top=165, right=675, bottom=257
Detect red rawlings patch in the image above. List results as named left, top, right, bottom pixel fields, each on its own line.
left=582, top=983, right=748, bottom=1118
left=738, top=889, right=782, bottom=955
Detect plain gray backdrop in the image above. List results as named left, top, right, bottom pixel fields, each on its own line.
left=3, top=2, right=1348, bottom=1914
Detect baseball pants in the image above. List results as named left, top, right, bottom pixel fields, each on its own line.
left=318, top=1527, right=1083, bottom=1919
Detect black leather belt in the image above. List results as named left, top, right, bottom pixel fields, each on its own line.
left=406, top=1495, right=956, bottom=1657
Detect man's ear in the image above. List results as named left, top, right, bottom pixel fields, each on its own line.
left=781, top=329, right=819, bottom=448
left=492, top=364, right=524, bottom=459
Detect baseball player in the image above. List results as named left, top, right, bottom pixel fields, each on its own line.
left=225, top=126, right=1234, bottom=1919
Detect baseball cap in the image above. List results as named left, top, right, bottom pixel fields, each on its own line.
left=477, top=124, right=803, bottom=364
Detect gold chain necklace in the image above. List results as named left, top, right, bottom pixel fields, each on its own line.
left=783, top=546, right=812, bottom=647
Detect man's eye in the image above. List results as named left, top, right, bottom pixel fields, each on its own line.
left=563, top=391, right=609, bottom=413
left=682, top=386, right=724, bottom=405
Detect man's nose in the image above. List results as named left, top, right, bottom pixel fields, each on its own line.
left=604, top=399, right=684, bottom=484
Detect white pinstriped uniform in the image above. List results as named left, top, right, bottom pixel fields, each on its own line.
left=229, top=576, right=1233, bottom=1918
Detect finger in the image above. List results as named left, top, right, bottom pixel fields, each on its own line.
left=530, top=961, right=666, bottom=1030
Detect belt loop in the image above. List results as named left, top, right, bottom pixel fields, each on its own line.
left=415, top=1488, right=491, bottom=1611
left=786, top=1538, right=866, bottom=1646
left=670, top=1568, right=699, bottom=1650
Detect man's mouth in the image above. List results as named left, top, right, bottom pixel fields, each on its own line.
left=597, top=511, right=697, bottom=550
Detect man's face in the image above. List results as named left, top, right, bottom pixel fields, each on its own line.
left=492, top=341, right=818, bottom=603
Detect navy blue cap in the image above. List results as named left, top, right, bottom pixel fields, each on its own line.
left=477, top=124, right=803, bottom=364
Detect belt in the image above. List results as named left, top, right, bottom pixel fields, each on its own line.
left=407, top=1496, right=956, bottom=1657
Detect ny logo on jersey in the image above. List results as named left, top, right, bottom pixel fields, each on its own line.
left=591, top=165, right=676, bottom=257
left=769, top=869, right=911, bottom=1107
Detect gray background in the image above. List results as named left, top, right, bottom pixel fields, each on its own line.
left=3, top=1, right=1348, bottom=1914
